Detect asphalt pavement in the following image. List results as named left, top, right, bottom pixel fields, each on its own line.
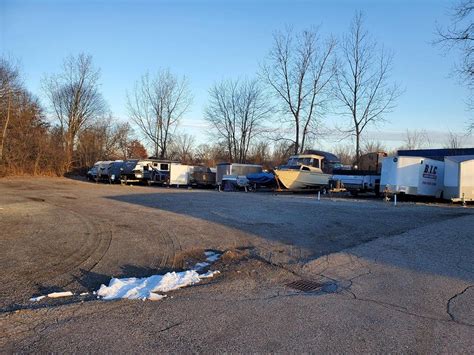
left=0, top=177, right=473, bottom=352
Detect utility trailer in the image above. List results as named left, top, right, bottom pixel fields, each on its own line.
left=380, top=156, right=445, bottom=198
left=189, top=166, right=216, bottom=187
left=216, top=163, right=262, bottom=186
left=331, top=170, right=381, bottom=195
left=332, top=152, right=386, bottom=195
left=443, top=155, right=474, bottom=203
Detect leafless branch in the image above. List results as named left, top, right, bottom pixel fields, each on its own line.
left=334, top=12, right=401, bottom=164
left=127, top=69, right=192, bottom=159
left=261, top=27, right=336, bottom=154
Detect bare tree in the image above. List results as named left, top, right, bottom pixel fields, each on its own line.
left=444, top=130, right=466, bottom=148
left=126, top=140, right=148, bottom=159
left=76, top=119, right=132, bottom=167
left=0, top=58, right=58, bottom=176
left=333, top=144, right=355, bottom=165
left=403, top=129, right=431, bottom=150
left=194, top=143, right=227, bottom=167
left=262, top=27, right=336, bottom=154
left=0, top=58, right=22, bottom=162
left=362, top=140, right=386, bottom=155
left=334, top=13, right=401, bottom=165
left=248, top=141, right=271, bottom=166
left=127, top=69, right=192, bottom=159
left=436, top=1, right=473, bottom=128
left=205, top=78, right=270, bottom=163
left=43, top=54, right=107, bottom=171
left=270, top=140, right=295, bottom=168
left=168, top=133, right=195, bottom=163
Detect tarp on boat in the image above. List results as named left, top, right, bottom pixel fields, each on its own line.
left=246, top=172, right=275, bottom=185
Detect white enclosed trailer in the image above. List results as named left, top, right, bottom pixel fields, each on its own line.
left=380, top=156, right=445, bottom=198
left=169, top=163, right=194, bottom=185
left=443, top=155, right=474, bottom=202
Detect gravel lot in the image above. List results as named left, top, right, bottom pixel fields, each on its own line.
left=1, top=177, right=473, bottom=352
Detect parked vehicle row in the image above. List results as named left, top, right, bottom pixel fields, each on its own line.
left=87, top=159, right=217, bottom=188
left=274, top=148, right=474, bottom=203
left=87, top=147, right=474, bottom=203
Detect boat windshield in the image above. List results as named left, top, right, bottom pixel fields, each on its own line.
left=287, top=157, right=319, bottom=168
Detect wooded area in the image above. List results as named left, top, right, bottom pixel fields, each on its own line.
left=0, top=9, right=471, bottom=176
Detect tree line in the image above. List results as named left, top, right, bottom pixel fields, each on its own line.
left=0, top=10, right=471, bottom=176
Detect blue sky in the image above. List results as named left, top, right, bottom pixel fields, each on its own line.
left=1, top=0, right=473, bottom=149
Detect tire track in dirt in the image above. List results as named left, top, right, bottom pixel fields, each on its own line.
left=1, top=201, right=113, bottom=305
left=32, top=203, right=114, bottom=291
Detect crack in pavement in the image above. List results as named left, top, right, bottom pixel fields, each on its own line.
left=342, top=284, right=474, bottom=329
left=302, top=254, right=474, bottom=329
left=159, top=321, right=183, bottom=332
left=446, top=285, right=474, bottom=327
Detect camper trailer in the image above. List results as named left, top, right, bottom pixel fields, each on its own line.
left=120, top=159, right=172, bottom=184
left=443, top=155, right=474, bottom=202
left=380, top=156, right=445, bottom=198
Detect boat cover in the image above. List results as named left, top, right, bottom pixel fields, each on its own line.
left=246, top=172, right=275, bottom=184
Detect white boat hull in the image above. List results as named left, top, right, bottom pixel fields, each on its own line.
left=275, top=169, right=331, bottom=190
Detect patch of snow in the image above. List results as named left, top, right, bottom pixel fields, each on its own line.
left=199, top=270, right=221, bottom=278
left=29, top=295, right=46, bottom=302
left=194, top=262, right=210, bottom=270
left=97, top=270, right=216, bottom=301
left=148, top=293, right=167, bottom=301
left=30, top=251, right=223, bottom=303
left=95, top=251, right=223, bottom=301
left=204, top=251, right=221, bottom=263
left=47, top=291, right=74, bottom=298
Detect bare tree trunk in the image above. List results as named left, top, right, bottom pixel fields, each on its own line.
left=0, top=94, right=11, bottom=162
left=295, top=122, right=300, bottom=154
left=355, top=130, right=361, bottom=166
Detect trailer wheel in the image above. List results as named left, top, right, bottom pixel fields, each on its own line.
left=374, top=185, right=381, bottom=197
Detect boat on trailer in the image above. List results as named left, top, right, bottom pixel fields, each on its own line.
left=275, top=151, right=341, bottom=190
